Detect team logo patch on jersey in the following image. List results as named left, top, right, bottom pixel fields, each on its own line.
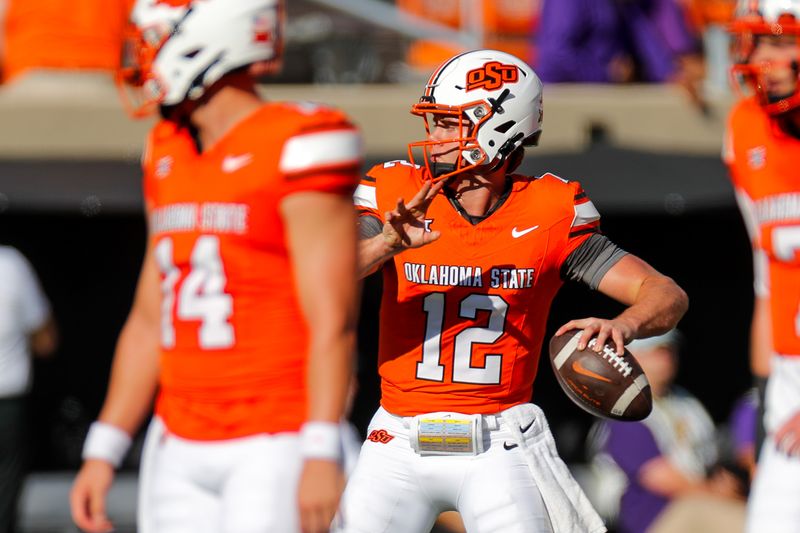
left=155, top=156, right=173, bottom=179
left=367, top=429, right=394, bottom=444
left=747, top=146, right=766, bottom=170
left=466, top=61, right=519, bottom=92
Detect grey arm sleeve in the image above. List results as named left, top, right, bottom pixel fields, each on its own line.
left=561, top=233, right=628, bottom=290
left=358, top=215, right=383, bottom=240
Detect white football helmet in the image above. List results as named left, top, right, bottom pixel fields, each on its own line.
left=729, top=0, right=800, bottom=114
left=408, top=49, right=543, bottom=181
left=118, top=0, right=283, bottom=117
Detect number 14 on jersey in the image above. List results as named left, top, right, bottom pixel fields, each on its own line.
left=155, top=235, right=235, bottom=350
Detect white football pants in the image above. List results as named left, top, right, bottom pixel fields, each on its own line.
left=137, top=417, right=303, bottom=533
left=746, top=356, right=800, bottom=533
left=338, top=407, right=554, bottom=533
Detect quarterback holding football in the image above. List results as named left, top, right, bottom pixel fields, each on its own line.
left=345, top=49, right=688, bottom=533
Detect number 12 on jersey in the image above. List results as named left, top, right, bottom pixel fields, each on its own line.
left=155, top=235, right=235, bottom=350
left=417, top=292, right=508, bottom=384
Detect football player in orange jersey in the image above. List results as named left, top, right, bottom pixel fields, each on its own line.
left=68, top=1, right=362, bottom=532
left=726, top=1, right=800, bottom=531
left=341, top=49, right=688, bottom=533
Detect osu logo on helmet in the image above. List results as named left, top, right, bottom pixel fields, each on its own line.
left=466, top=61, right=519, bottom=92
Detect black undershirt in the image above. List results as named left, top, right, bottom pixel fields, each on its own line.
left=443, top=176, right=514, bottom=226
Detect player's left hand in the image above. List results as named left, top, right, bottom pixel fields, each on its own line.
left=555, top=317, right=637, bottom=356
left=297, top=458, right=345, bottom=533
left=382, top=180, right=444, bottom=250
left=774, top=411, right=800, bottom=457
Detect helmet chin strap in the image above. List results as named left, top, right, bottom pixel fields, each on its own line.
left=768, top=90, right=797, bottom=104
left=431, top=162, right=456, bottom=178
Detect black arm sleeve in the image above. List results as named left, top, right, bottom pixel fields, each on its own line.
left=358, top=215, right=383, bottom=240
left=560, top=233, right=628, bottom=290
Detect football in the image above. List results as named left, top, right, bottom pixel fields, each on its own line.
left=548, top=329, right=652, bottom=421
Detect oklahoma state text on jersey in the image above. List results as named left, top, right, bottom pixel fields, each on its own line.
left=355, top=161, right=600, bottom=416
left=143, top=102, right=361, bottom=440
left=724, top=97, right=800, bottom=357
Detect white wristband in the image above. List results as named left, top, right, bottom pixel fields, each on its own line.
left=300, top=421, right=342, bottom=461
left=82, top=421, right=132, bottom=468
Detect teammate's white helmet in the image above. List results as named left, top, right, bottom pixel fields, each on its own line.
left=729, top=0, right=800, bottom=114
left=408, top=49, right=543, bottom=181
left=118, top=0, right=283, bottom=117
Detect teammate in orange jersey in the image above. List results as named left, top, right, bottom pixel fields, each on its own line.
left=340, top=49, right=688, bottom=533
left=726, top=1, right=800, bottom=531
left=68, top=1, right=362, bottom=532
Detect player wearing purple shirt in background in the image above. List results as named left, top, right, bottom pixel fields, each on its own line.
left=535, top=0, right=704, bottom=102
left=728, top=389, right=758, bottom=478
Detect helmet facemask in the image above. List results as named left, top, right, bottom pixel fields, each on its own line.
left=408, top=98, right=495, bottom=182
left=730, top=9, right=800, bottom=114
left=116, top=0, right=284, bottom=119
left=117, top=21, right=173, bottom=118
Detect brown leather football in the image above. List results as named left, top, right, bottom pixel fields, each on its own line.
left=548, top=329, right=652, bottom=421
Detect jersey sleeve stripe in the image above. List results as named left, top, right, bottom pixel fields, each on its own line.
left=572, top=200, right=601, bottom=228
left=279, top=129, right=362, bottom=175
left=569, top=224, right=600, bottom=238
left=354, top=184, right=377, bottom=210
left=362, top=175, right=376, bottom=183
left=574, top=191, right=587, bottom=201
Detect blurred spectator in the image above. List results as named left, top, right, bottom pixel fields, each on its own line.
left=0, top=246, right=57, bottom=533
left=0, top=0, right=132, bottom=83
left=398, top=0, right=541, bottom=74
left=727, top=388, right=758, bottom=478
left=677, top=0, right=736, bottom=92
left=535, top=0, right=705, bottom=106
left=586, top=330, right=746, bottom=533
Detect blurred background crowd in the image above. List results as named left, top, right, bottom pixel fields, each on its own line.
left=0, top=0, right=737, bottom=88
left=0, top=0, right=763, bottom=532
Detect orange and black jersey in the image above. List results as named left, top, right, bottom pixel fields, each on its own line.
left=144, top=102, right=361, bottom=440
left=724, top=97, right=800, bottom=357
left=354, top=161, right=626, bottom=416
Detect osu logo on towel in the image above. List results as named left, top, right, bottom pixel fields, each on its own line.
left=367, top=429, right=394, bottom=444
left=466, top=61, right=518, bottom=92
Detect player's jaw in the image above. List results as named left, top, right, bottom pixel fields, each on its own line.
left=750, top=36, right=800, bottom=100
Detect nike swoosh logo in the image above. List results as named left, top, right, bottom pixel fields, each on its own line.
left=503, top=442, right=518, bottom=450
left=571, top=360, right=612, bottom=383
left=222, top=153, right=253, bottom=173
left=520, top=419, right=535, bottom=434
left=511, top=225, right=539, bottom=238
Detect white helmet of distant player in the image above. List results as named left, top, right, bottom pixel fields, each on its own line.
left=408, top=49, right=544, bottom=181
left=729, top=0, right=800, bottom=114
left=118, top=0, right=283, bottom=117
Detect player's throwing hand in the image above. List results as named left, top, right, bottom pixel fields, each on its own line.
left=382, top=180, right=443, bottom=250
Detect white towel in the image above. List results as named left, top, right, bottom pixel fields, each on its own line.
left=501, top=403, right=607, bottom=533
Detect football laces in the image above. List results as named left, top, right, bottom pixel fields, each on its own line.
left=588, top=339, right=633, bottom=378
